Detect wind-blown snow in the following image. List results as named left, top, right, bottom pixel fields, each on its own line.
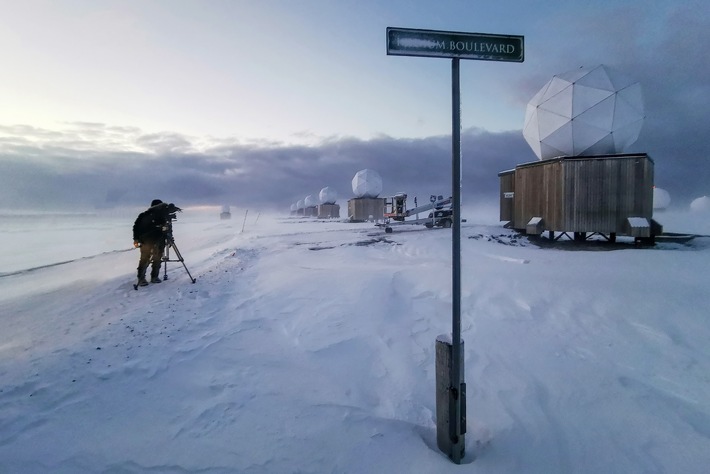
left=1, top=207, right=709, bottom=473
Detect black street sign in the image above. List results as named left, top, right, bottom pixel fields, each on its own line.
left=387, top=27, right=524, bottom=62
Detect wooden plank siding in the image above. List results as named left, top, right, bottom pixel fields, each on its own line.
left=347, top=198, right=385, bottom=222
left=498, top=170, right=515, bottom=222
left=564, top=157, right=620, bottom=233
left=512, top=158, right=564, bottom=230
left=502, top=154, right=654, bottom=235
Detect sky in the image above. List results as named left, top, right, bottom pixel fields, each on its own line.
left=1, top=0, right=709, bottom=212
left=1, top=209, right=710, bottom=472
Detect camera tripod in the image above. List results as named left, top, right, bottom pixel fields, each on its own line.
left=161, top=228, right=196, bottom=284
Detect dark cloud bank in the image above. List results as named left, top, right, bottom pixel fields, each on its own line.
left=0, top=127, right=533, bottom=213
left=0, top=115, right=707, bottom=214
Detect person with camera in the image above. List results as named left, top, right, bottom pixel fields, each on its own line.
left=132, top=199, right=177, bottom=286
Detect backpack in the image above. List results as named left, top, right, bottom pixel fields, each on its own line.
left=133, top=208, right=164, bottom=241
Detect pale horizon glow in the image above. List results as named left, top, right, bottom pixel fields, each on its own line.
left=0, top=0, right=622, bottom=144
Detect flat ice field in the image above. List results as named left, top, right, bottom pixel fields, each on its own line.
left=1, top=207, right=709, bottom=473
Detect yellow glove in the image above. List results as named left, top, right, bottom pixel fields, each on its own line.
left=134, top=241, right=140, bottom=248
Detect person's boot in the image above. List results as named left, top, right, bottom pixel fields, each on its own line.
left=150, top=268, right=162, bottom=283
left=137, top=269, right=149, bottom=286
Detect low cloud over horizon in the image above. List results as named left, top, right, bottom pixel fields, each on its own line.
left=0, top=114, right=708, bottom=214
left=0, top=123, right=533, bottom=212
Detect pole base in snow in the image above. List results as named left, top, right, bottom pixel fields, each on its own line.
left=436, top=335, right=466, bottom=463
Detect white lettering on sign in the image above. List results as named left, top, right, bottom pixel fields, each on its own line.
left=504, top=192, right=514, bottom=198
left=386, top=27, right=525, bottom=61
left=449, top=41, right=516, bottom=53
left=397, top=38, right=447, bottom=50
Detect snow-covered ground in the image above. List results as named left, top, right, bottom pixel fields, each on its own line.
left=1, top=206, right=709, bottom=473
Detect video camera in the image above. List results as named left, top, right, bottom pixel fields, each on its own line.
left=150, top=202, right=182, bottom=222
left=164, top=203, right=182, bottom=222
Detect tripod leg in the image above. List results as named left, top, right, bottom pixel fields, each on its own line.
left=162, top=241, right=170, bottom=280
left=170, top=241, right=197, bottom=283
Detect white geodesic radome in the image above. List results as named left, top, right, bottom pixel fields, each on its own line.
left=523, top=64, right=644, bottom=160
left=296, top=199, right=305, bottom=210
left=653, top=187, right=671, bottom=210
left=290, top=203, right=297, bottom=212
left=352, top=169, right=383, bottom=198
left=319, top=186, right=338, bottom=205
left=690, top=196, right=710, bottom=212
left=304, top=195, right=318, bottom=207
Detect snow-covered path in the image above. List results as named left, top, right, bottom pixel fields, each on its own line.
left=1, top=211, right=709, bottom=473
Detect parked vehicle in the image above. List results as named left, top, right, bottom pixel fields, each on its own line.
left=425, top=209, right=453, bottom=228
left=379, top=194, right=452, bottom=233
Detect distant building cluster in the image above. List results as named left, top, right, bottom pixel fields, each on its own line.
left=288, top=169, right=387, bottom=221
left=290, top=186, right=340, bottom=219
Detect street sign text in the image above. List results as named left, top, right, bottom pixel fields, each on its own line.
left=387, top=27, right=524, bottom=62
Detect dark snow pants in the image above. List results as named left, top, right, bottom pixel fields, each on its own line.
left=137, top=237, right=165, bottom=280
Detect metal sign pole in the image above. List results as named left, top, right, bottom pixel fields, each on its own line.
left=386, top=26, right=523, bottom=465
left=449, top=57, right=464, bottom=463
